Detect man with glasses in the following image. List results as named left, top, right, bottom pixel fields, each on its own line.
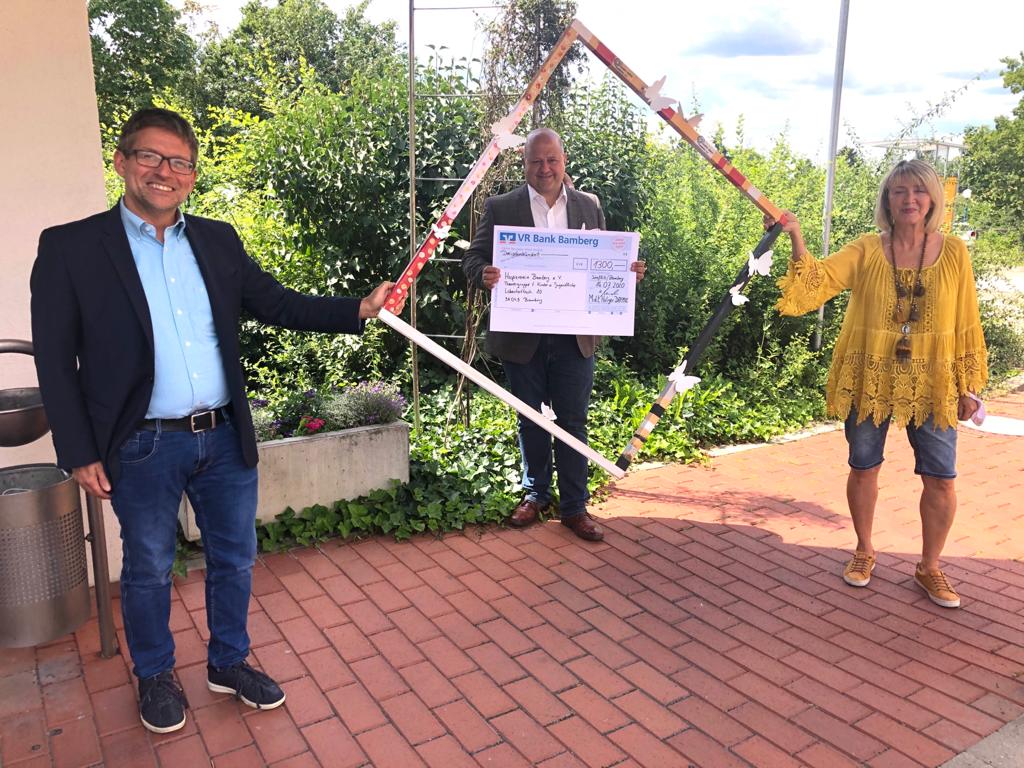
left=30, top=108, right=400, bottom=733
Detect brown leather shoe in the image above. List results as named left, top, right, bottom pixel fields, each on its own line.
left=509, top=499, right=547, bottom=528
left=561, top=512, right=604, bottom=542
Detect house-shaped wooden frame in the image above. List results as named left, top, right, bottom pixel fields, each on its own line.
left=377, top=19, right=790, bottom=479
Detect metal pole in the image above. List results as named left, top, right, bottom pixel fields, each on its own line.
left=408, top=0, right=421, bottom=431
left=532, top=10, right=541, bottom=125
left=84, top=493, right=118, bottom=658
left=813, top=0, right=850, bottom=351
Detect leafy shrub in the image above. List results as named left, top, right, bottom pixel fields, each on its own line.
left=254, top=373, right=829, bottom=552
left=256, top=389, right=520, bottom=549
left=978, top=296, right=1024, bottom=380
left=250, top=402, right=278, bottom=442
left=322, top=381, right=408, bottom=429
left=251, top=381, right=406, bottom=441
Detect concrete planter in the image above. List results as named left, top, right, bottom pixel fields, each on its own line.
left=179, top=421, right=410, bottom=541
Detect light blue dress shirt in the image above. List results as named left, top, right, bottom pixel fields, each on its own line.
left=119, top=200, right=230, bottom=418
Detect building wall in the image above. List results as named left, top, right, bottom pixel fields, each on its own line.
left=1, top=1, right=120, bottom=583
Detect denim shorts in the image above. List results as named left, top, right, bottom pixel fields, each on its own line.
left=844, top=409, right=958, bottom=479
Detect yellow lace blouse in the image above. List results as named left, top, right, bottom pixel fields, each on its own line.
left=776, top=233, right=987, bottom=429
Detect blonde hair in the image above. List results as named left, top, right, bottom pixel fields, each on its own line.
left=873, top=159, right=945, bottom=233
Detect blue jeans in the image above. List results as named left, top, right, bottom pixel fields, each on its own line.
left=845, top=409, right=958, bottom=479
left=503, top=335, right=595, bottom=519
left=111, top=419, right=258, bottom=679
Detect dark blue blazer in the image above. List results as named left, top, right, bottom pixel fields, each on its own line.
left=30, top=205, right=362, bottom=486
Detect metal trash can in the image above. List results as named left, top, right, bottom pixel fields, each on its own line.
left=1, top=338, right=101, bottom=649
left=0, top=464, right=91, bottom=647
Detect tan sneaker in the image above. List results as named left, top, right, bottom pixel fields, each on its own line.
left=842, top=551, right=876, bottom=587
left=914, top=563, right=960, bottom=608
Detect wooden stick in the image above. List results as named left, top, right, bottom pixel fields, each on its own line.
left=375, top=309, right=625, bottom=479
left=571, top=19, right=786, bottom=222
left=567, top=19, right=792, bottom=470
left=383, top=24, right=581, bottom=312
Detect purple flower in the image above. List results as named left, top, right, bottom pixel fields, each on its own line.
left=251, top=398, right=269, bottom=408
left=304, top=389, right=317, bottom=399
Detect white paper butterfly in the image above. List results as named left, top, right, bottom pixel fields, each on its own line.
left=747, top=249, right=774, bottom=277
left=491, top=116, right=527, bottom=149
left=644, top=76, right=677, bottom=112
left=667, top=361, right=701, bottom=393
left=490, top=114, right=518, bottom=135
left=541, top=402, right=557, bottom=420
left=729, top=284, right=749, bottom=306
left=494, top=132, right=527, bottom=150
left=431, top=223, right=452, bottom=241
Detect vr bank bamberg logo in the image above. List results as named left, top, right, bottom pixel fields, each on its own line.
left=498, top=231, right=517, bottom=244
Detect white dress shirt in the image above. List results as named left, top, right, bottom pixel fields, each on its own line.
left=527, top=184, right=568, bottom=229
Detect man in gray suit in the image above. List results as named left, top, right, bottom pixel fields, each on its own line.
left=463, top=128, right=644, bottom=541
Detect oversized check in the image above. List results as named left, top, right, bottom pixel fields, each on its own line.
left=490, top=225, right=640, bottom=336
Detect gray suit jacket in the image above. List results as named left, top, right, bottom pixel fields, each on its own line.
left=463, top=185, right=606, bottom=364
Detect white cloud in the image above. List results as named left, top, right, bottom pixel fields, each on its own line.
left=175, top=0, right=1022, bottom=161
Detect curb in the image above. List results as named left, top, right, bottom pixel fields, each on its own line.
left=941, top=714, right=1024, bottom=767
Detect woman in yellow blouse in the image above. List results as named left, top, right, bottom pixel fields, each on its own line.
left=769, top=159, right=987, bottom=608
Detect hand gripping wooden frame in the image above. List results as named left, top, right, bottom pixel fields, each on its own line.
left=379, top=18, right=790, bottom=480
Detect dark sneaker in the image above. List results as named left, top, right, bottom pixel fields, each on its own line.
left=138, top=670, right=188, bottom=734
left=208, top=661, right=286, bottom=709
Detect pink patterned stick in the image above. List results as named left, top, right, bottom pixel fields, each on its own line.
left=383, top=25, right=580, bottom=313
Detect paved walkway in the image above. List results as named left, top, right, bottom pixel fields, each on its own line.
left=2, top=389, right=1023, bottom=767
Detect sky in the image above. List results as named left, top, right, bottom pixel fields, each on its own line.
left=175, top=0, right=1022, bottom=163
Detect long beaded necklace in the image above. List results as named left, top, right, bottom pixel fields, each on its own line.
left=890, top=233, right=927, bottom=363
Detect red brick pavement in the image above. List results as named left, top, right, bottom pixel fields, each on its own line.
left=2, top=389, right=1023, bottom=767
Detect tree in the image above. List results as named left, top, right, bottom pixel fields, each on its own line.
left=89, top=0, right=197, bottom=126
left=200, top=56, right=485, bottom=393
left=963, top=53, right=1024, bottom=242
left=195, top=0, right=401, bottom=120
left=479, top=0, right=585, bottom=142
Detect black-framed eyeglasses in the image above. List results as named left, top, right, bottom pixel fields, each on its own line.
left=127, top=149, right=196, bottom=175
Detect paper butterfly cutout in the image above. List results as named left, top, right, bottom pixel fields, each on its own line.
left=667, top=361, right=701, bottom=393
left=431, top=223, right=452, bottom=241
left=747, top=249, right=774, bottom=277
left=494, top=132, right=527, bottom=150
left=729, top=284, right=749, bottom=306
left=541, top=402, right=557, bottom=420
left=643, top=76, right=676, bottom=112
left=490, top=114, right=518, bottom=136
left=491, top=115, right=527, bottom=149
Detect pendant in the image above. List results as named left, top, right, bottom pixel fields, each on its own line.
left=913, top=281, right=925, bottom=297
left=908, top=305, right=919, bottom=322
left=892, top=301, right=903, bottom=323
left=895, top=335, right=911, bottom=363
left=901, top=323, right=911, bottom=334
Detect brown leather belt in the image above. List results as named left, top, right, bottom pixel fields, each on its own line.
left=138, top=406, right=231, bottom=433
